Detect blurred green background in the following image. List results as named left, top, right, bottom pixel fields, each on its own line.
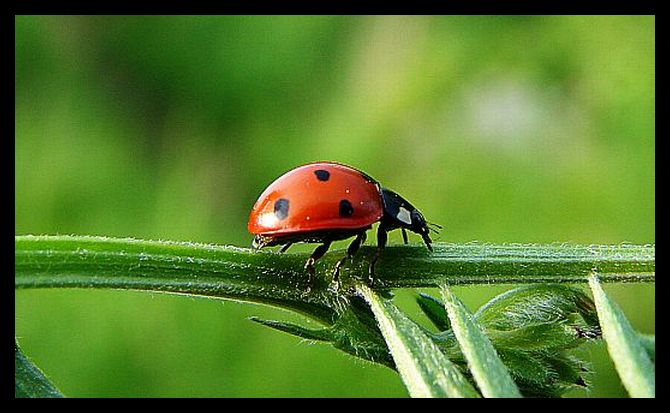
left=15, top=15, right=654, bottom=397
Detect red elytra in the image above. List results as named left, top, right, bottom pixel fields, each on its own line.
left=248, top=162, right=383, bottom=235
left=248, top=161, right=438, bottom=291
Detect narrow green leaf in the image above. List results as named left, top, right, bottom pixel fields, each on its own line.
left=15, top=339, right=64, bottom=398
left=248, top=317, right=333, bottom=342
left=416, top=293, right=451, bottom=331
left=358, top=284, right=480, bottom=398
left=440, top=286, right=522, bottom=398
left=588, top=274, right=655, bottom=398
left=637, top=333, right=655, bottom=363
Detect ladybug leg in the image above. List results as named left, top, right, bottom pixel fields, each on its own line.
left=278, top=242, right=293, bottom=254
left=369, top=225, right=388, bottom=287
left=401, top=228, right=409, bottom=245
left=332, top=231, right=367, bottom=290
left=304, top=241, right=332, bottom=291
left=251, top=234, right=268, bottom=250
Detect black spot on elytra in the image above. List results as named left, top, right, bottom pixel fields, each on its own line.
left=274, top=198, right=289, bottom=220
left=339, top=199, right=354, bottom=217
left=314, top=169, right=330, bottom=181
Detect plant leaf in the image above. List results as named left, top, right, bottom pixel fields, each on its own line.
left=496, top=349, right=588, bottom=397
left=416, top=292, right=451, bottom=331
left=475, top=284, right=601, bottom=350
left=252, top=294, right=398, bottom=370
left=416, top=285, right=600, bottom=397
left=248, top=317, right=333, bottom=342
left=358, top=284, right=480, bottom=398
left=637, top=333, right=655, bottom=363
left=440, top=286, right=521, bottom=398
left=15, top=338, right=64, bottom=398
left=588, top=274, right=655, bottom=398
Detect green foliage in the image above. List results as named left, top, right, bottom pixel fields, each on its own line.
left=15, top=339, right=63, bottom=398
left=637, top=333, right=655, bottom=363
left=251, top=294, right=395, bottom=370
left=425, top=285, right=601, bottom=397
left=15, top=235, right=655, bottom=397
left=417, top=293, right=451, bottom=331
left=255, top=283, right=605, bottom=398
left=440, top=286, right=521, bottom=397
left=475, top=284, right=601, bottom=350
left=358, top=284, right=480, bottom=398
left=589, top=276, right=655, bottom=398
left=472, top=285, right=600, bottom=396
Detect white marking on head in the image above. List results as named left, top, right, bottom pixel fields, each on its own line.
left=397, top=207, right=412, bottom=225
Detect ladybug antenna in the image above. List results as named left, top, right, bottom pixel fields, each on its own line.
left=427, top=222, right=442, bottom=234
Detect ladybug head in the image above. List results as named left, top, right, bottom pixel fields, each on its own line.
left=380, top=188, right=441, bottom=252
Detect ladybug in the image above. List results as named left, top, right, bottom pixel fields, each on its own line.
left=248, top=162, right=440, bottom=290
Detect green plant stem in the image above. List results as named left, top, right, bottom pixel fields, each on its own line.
left=16, top=235, right=654, bottom=323
left=15, top=235, right=339, bottom=324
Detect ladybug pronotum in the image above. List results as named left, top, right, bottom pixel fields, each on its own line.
left=248, top=162, right=439, bottom=290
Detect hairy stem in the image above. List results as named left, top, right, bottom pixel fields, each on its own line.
left=16, top=235, right=654, bottom=323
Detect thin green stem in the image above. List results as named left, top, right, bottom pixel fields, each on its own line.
left=15, top=235, right=338, bottom=324
left=16, top=235, right=654, bottom=324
